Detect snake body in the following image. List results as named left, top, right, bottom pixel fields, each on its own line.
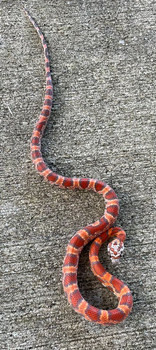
left=25, top=10, right=133, bottom=325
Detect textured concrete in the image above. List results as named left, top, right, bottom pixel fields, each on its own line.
left=1, top=0, right=155, bottom=349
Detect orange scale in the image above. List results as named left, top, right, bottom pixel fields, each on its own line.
left=42, top=169, right=52, bottom=177
left=55, top=176, right=64, bottom=186
left=33, top=157, right=43, bottom=165
left=31, top=145, right=40, bottom=151
left=120, top=286, right=131, bottom=297
left=44, top=105, right=51, bottom=110
left=65, top=283, right=78, bottom=295
left=100, top=310, right=109, bottom=323
left=77, top=229, right=90, bottom=241
left=100, top=185, right=111, bottom=196
left=78, top=299, right=88, bottom=315
left=87, top=179, right=96, bottom=190
left=72, top=178, right=80, bottom=188
left=33, top=130, right=40, bottom=138
left=66, top=245, right=78, bottom=255
left=103, top=271, right=112, bottom=283
left=118, top=304, right=130, bottom=315
left=62, top=266, right=76, bottom=274
left=91, top=220, right=101, bottom=227
left=90, top=255, right=99, bottom=263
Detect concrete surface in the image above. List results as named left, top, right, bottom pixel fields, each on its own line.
left=1, top=0, right=155, bottom=349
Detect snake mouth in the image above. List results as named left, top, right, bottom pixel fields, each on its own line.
left=111, top=257, right=120, bottom=264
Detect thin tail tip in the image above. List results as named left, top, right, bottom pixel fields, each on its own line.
left=23, top=8, right=29, bottom=16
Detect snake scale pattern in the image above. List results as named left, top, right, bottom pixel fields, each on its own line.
left=25, top=9, right=133, bottom=325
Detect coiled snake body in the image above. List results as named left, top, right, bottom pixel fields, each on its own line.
left=25, top=10, right=133, bottom=325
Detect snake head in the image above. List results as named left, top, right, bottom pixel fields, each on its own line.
left=107, top=238, right=124, bottom=264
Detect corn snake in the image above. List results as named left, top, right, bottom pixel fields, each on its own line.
left=25, top=9, right=133, bottom=325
